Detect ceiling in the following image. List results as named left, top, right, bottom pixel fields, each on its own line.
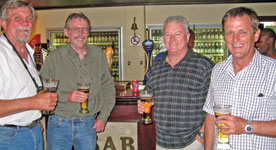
left=0, top=0, right=275, bottom=9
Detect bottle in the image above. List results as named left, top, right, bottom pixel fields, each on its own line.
left=211, top=42, right=216, bottom=54
left=214, top=29, right=219, bottom=40
left=94, top=32, right=98, bottom=43
left=88, top=35, right=92, bottom=43
left=197, top=29, right=201, bottom=40
left=202, top=29, right=206, bottom=40
left=207, top=42, right=212, bottom=54
left=206, top=29, right=211, bottom=40
left=220, top=42, right=224, bottom=54
left=152, top=30, right=156, bottom=41
left=194, top=29, right=198, bottom=41
left=219, top=29, right=224, bottom=40
left=210, top=29, right=215, bottom=40
left=194, top=42, right=198, bottom=53
left=215, top=42, right=220, bottom=54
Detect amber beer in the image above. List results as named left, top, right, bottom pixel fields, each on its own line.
left=44, top=86, right=57, bottom=93
left=78, top=83, right=90, bottom=114
left=140, top=90, right=153, bottom=125
left=214, top=104, right=232, bottom=149
left=43, top=78, right=59, bottom=115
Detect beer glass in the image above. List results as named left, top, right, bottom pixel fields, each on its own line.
left=77, top=83, right=90, bottom=114
left=139, top=90, right=153, bottom=125
left=43, top=78, right=59, bottom=115
left=214, top=104, right=232, bottom=149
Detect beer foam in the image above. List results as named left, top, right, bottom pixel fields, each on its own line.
left=140, top=94, right=152, bottom=98
left=78, top=85, right=90, bottom=89
left=214, top=106, right=231, bottom=114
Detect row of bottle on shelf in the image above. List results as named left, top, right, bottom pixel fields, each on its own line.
left=151, top=42, right=225, bottom=59
left=194, top=42, right=225, bottom=54
left=52, top=41, right=119, bottom=59
left=111, top=57, right=119, bottom=68
left=53, top=31, right=119, bottom=44
left=151, top=28, right=225, bottom=42
left=194, top=28, right=224, bottom=41
left=111, top=56, right=119, bottom=80
left=111, top=72, right=119, bottom=81
left=152, top=43, right=165, bottom=56
left=210, top=56, right=223, bottom=64
left=152, top=50, right=224, bottom=64
left=151, top=30, right=163, bottom=41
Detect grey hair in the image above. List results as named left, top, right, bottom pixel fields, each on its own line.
left=222, top=7, right=259, bottom=34
left=163, top=16, right=190, bottom=34
left=1, top=0, right=35, bottom=21
left=64, top=13, right=91, bottom=31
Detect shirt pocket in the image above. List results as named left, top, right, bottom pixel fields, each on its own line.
left=237, top=95, right=273, bottom=121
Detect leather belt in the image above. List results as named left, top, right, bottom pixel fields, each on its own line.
left=0, top=120, right=38, bottom=129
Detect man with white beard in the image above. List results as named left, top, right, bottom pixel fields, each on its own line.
left=0, top=0, right=57, bottom=150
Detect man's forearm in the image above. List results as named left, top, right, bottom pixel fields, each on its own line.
left=0, top=97, right=35, bottom=117
left=204, top=113, right=215, bottom=150
left=252, top=120, right=276, bottom=137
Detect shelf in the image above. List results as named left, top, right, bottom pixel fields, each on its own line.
left=88, top=42, right=118, bottom=45
left=153, top=40, right=163, bottom=43
left=195, top=40, right=224, bottom=42
left=111, top=68, right=119, bottom=71
left=53, top=42, right=118, bottom=46
left=53, top=43, right=67, bottom=46
left=200, top=53, right=224, bottom=56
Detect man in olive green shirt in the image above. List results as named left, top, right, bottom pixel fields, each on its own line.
left=41, top=13, right=115, bottom=150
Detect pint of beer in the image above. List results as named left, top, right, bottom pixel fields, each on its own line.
left=140, top=90, right=153, bottom=125
left=77, top=83, right=91, bottom=114
left=214, top=104, right=232, bottom=149
left=43, top=78, right=59, bottom=115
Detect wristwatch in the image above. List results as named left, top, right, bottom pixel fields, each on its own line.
left=245, top=120, right=253, bottom=134
left=197, top=132, right=204, bottom=139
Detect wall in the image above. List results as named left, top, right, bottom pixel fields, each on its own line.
left=33, top=3, right=276, bottom=81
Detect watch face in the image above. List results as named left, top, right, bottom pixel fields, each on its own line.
left=246, top=125, right=252, bottom=132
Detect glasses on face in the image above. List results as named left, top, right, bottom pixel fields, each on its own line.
left=68, top=27, right=89, bottom=33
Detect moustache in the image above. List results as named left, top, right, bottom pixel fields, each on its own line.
left=17, top=26, right=31, bottom=32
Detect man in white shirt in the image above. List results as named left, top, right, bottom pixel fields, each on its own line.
left=203, top=7, right=276, bottom=150
left=0, top=0, right=57, bottom=150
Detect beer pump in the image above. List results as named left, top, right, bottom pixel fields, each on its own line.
left=142, top=29, right=154, bottom=85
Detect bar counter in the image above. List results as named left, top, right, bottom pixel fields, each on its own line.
left=108, top=87, right=156, bottom=150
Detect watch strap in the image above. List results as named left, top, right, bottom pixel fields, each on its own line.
left=197, top=132, right=204, bottom=139
left=248, top=120, right=252, bottom=126
left=245, top=120, right=253, bottom=134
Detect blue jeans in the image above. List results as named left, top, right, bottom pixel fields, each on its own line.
left=0, top=123, right=43, bottom=150
left=47, top=115, right=97, bottom=150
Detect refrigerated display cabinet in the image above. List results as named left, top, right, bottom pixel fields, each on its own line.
left=147, top=23, right=228, bottom=64
left=47, top=27, right=123, bottom=81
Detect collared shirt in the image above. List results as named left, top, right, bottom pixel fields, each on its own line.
left=41, top=44, right=115, bottom=122
left=0, top=35, right=41, bottom=126
left=146, top=48, right=214, bottom=148
left=203, top=50, right=276, bottom=149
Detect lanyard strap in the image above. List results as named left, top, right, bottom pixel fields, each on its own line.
left=4, top=34, right=43, bottom=92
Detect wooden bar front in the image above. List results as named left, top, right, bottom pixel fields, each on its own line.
left=108, top=88, right=156, bottom=150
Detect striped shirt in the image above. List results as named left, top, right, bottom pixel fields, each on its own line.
left=203, top=50, right=276, bottom=150
left=146, top=48, right=214, bottom=148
